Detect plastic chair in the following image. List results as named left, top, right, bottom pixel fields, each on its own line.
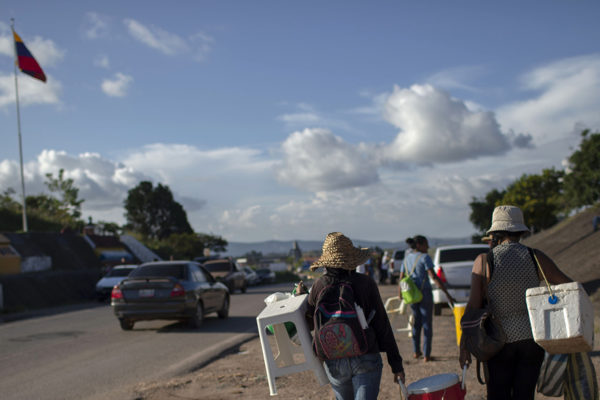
left=384, top=296, right=414, bottom=336
left=256, top=293, right=329, bottom=396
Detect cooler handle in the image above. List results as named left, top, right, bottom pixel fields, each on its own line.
left=398, top=377, right=409, bottom=399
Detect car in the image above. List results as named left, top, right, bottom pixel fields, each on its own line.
left=111, top=261, right=230, bottom=330
left=389, top=249, right=406, bottom=285
left=255, top=268, right=276, bottom=284
left=95, top=264, right=137, bottom=301
left=430, top=244, right=490, bottom=315
left=243, top=266, right=260, bottom=286
left=202, top=258, right=248, bottom=293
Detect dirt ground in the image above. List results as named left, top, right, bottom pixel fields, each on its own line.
left=134, top=284, right=599, bottom=400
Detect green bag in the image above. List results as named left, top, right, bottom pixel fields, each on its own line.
left=399, top=254, right=424, bottom=304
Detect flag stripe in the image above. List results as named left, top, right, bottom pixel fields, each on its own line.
left=13, top=29, right=46, bottom=83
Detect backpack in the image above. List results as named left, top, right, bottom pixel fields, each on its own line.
left=313, top=280, right=369, bottom=360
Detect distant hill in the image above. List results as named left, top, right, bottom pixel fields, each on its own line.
left=523, top=204, right=600, bottom=314
left=221, top=236, right=472, bottom=258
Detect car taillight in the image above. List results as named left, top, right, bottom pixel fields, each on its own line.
left=170, top=283, right=185, bottom=297
left=111, top=285, right=123, bottom=299
left=436, top=266, right=447, bottom=283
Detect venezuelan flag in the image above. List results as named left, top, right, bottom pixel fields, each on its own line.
left=13, top=29, right=46, bottom=82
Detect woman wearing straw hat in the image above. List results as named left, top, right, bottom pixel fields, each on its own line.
left=306, top=232, right=405, bottom=400
left=459, top=205, right=571, bottom=400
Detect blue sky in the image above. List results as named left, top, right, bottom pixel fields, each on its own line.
left=0, top=1, right=599, bottom=242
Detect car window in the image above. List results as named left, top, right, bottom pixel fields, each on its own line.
left=107, top=268, right=134, bottom=277
left=189, top=264, right=207, bottom=282
left=203, top=261, right=231, bottom=273
left=199, top=265, right=216, bottom=283
left=129, top=264, right=186, bottom=279
left=439, top=248, right=487, bottom=263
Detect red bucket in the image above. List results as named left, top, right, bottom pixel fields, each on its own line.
left=406, top=373, right=466, bottom=400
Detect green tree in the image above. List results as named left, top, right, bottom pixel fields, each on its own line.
left=197, top=233, right=228, bottom=253
left=469, top=189, right=506, bottom=236
left=563, top=130, right=600, bottom=209
left=124, top=181, right=193, bottom=240
left=45, top=168, right=84, bottom=219
left=244, top=250, right=263, bottom=265
left=164, top=232, right=205, bottom=259
left=500, top=168, right=564, bottom=232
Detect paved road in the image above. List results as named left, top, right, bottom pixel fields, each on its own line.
left=0, top=283, right=291, bottom=400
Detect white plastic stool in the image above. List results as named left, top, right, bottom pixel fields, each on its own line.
left=384, top=296, right=414, bottom=336
left=256, top=293, right=329, bottom=396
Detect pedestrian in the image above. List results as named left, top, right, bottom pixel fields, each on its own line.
left=593, top=215, right=600, bottom=232
left=459, top=205, right=572, bottom=400
left=399, top=235, right=456, bottom=362
left=379, top=251, right=390, bottom=284
left=307, top=232, right=405, bottom=399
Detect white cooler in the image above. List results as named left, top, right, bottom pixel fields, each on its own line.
left=526, top=282, right=594, bottom=354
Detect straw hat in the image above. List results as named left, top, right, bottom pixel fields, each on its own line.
left=309, top=232, right=370, bottom=271
left=487, top=205, right=530, bottom=234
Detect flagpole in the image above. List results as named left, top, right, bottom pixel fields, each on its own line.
left=11, top=18, right=28, bottom=232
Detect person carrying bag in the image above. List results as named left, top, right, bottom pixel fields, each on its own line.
left=399, top=235, right=455, bottom=362
left=459, top=205, right=572, bottom=400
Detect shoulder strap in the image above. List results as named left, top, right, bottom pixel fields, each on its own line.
left=482, top=252, right=489, bottom=301
left=408, top=253, right=423, bottom=276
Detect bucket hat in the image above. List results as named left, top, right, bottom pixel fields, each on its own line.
left=309, top=232, right=370, bottom=271
left=487, top=205, right=530, bottom=234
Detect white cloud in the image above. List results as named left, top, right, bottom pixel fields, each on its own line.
left=84, top=12, right=111, bottom=39
left=101, top=72, right=133, bottom=97
left=426, top=65, right=486, bottom=93
left=0, top=150, right=148, bottom=220
left=0, top=73, right=61, bottom=107
left=94, top=54, right=110, bottom=69
left=381, top=84, right=511, bottom=164
left=497, top=54, right=600, bottom=144
left=275, top=128, right=379, bottom=191
left=123, top=19, right=214, bottom=61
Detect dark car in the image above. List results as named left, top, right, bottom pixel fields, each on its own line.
left=202, top=259, right=247, bottom=293
left=111, top=261, right=229, bottom=330
left=255, top=268, right=276, bottom=284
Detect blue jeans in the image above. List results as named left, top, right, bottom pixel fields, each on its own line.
left=410, top=293, right=433, bottom=357
left=323, top=353, right=383, bottom=400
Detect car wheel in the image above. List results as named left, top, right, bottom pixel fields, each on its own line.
left=218, top=296, right=230, bottom=319
left=119, top=318, right=134, bottom=330
left=188, top=302, right=204, bottom=328
left=434, top=303, right=443, bottom=316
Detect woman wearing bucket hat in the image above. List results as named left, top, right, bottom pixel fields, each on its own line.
left=306, top=232, right=405, bottom=400
left=459, top=205, right=571, bottom=400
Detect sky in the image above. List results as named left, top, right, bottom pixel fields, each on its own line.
left=0, top=1, right=599, bottom=243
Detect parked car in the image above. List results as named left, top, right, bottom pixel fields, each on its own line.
left=389, top=249, right=406, bottom=285
left=95, top=264, right=137, bottom=301
left=202, top=258, right=247, bottom=293
left=255, top=268, right=276, bottom=284
left=243, top=266, right=260, bottom=286
left=111, top=261, right=229, bottom=330
left=430, top=244, right=490, bottom=315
